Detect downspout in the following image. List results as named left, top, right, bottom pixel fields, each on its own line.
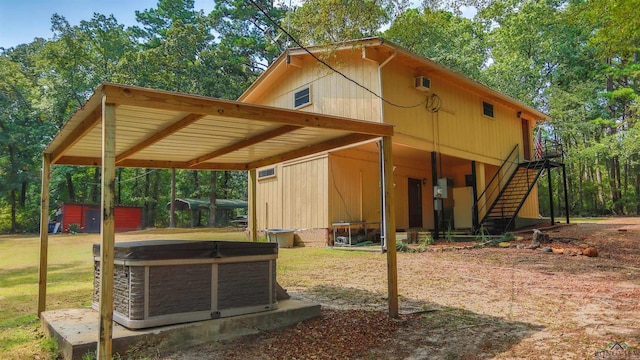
left=377, top=49, right=396, bottom=251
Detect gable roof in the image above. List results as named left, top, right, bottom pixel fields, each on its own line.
left=239, top=37, right=549, bottom=121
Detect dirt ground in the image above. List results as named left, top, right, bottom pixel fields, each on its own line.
left=157, top=218, right=640, bottom=360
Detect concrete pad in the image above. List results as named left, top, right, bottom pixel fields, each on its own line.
left=41, top=299, right=320, bottom=360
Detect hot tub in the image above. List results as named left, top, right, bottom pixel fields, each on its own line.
left=92, top=240, right=278, bottom=329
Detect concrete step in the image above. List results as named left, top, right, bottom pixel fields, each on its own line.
left=41, top=299, right=320, bottom=359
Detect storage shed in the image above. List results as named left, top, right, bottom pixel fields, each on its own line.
left=59, top=203, right=142, bottom=233
left=166, top=198, right=248, bottom=227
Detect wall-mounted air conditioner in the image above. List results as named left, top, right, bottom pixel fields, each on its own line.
left=414, top=76, right=431, bottom=91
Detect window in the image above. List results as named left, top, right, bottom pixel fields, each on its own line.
left=294, top=86, right=311, bottom=108
left=257, top=167, right=276, bottom=180
left=482, top=101, right=494, bottom=118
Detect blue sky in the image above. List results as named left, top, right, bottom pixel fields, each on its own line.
left=0, top=0, right=214, bottom=49
left=0, top=1, right=475, bottom=49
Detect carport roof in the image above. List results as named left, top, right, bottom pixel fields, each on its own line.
left=45, top=83, right=394, bottom=170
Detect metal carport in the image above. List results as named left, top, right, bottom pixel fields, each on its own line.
left=37, top=83, right=397, bottom=359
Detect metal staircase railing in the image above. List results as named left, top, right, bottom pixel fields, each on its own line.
left=498, top=159, right=547, bottom=232
left=473, top=144, right=520, bottom=232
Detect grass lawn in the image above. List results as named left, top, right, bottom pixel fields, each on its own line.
left=0, top=228, right=258, bottom=360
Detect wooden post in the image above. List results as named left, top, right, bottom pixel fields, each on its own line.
left=98, top=99, right=116, bottom=360
left=37, top=153, right=51, bottom=317
left=382, top=136, right=398, bottom=318
left=248, top=169, right=257, bottom=242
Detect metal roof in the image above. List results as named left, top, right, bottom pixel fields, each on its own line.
left=168, top=198, right=248, bottom=211
left=45, top=83, right=394, bottom=170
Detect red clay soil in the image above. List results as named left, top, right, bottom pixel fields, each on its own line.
left=156, top=218, right=640, bottom=360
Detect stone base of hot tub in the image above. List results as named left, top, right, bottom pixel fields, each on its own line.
left=41, top=299, right=320, bottom=360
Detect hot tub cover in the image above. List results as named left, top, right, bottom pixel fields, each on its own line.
left=92, top=240, right=277, bottom=260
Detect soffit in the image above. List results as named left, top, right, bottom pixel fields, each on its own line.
left=44, top=83, right=394, bottom=170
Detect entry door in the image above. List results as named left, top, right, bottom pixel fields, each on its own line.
left=453, top=187, right=473, bottom=229
left=86, top=209, right=100, bottom=233
left=522, top=119, right=531, bottom=160
left=408, top=178, right=423, bottom=228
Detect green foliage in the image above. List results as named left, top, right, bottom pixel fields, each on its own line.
left=396, top=241, right=410, bottom=252
left=2, top=0, right=640, bottom=233
left=385, top=7, right=488, bottom=79
left=419, top=234, right=434, bottom=246
left=68, top=223, right=81, bottom=234
left=41, top=337, right=60, bottom=359
left=501, top=232, right=515, bottom=242
left=286, top=0, right=396, bottom=46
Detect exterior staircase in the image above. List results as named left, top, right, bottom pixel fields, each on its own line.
left=479, top=160, right=547, bottom=234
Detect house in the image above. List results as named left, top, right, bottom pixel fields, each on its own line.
left=239, top=37, right=565, bottom=243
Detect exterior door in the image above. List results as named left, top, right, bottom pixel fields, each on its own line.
left=86, top=209, right=100, bottom=233
left=522, top=119, right=531, bottom=160
left=408, top=178, right=423, bottom=228
left=453, top=187, right=474, bottom=229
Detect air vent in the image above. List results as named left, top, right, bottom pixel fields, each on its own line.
left=414, top=76, right=431, bottom=91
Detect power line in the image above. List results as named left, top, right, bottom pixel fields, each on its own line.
left=248, top=0, right=431, bottom=109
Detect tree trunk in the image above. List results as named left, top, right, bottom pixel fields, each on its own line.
left=610, top=155, right=622, bottom=214
left=144, top=170, right=151, bottom=227
left=65, top=171, right=75, bottom=202
left=10, top=189, right=17, bottom=233
left=595, top=156, right=605, bottom=213
left=116, top=168, right=122, bottom=205
left=209, top=171, right=217, bottom=227
left=20, top=181, right=27, bottom=207
left=636, top=154, right=640, bottom=214
left=91, top=167, right=100, bottom=204
left=170, top=168, right=176, bottom=227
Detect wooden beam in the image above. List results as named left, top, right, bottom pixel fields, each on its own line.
left=97, top=100, right=116, bottom=360
left=115, top=113, right=205, bottom=164
left=103, top=84, right=393, bottom=137
left=286, top=54, right=303, bottom=68
left=119, top=159, right=249, bottom=171
left=187, top=125, right=301, bottom=167
left=55, top=156, right=250, bottom=171
left=50, top=107, right=101, bottom=163
left=248, top=169, right=257, bottom=242
left=248, top=133, right=377, bottom=169
left=55, top=156, right=101, bottom=167
left=382, top=136, right=398, bottom=318
left=37, top=153, right=51, bottom=317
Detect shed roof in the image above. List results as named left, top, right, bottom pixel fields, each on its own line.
left=45, top=83, right=393, bottom=169
left=168, top=198, right=248, bottom=211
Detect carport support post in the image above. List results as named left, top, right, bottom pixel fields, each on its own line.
left=248, top=169, right=257, bottom=242
left=37, top=153, right=51, bottom=317
left=98, top=100, right=116, bottom=360
left=382, top=136, right=398, bottom=318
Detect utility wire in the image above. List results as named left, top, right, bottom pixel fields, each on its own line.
left=248, top=0, right=431, bottom=109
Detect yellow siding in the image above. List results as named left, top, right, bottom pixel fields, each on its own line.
left=251, top=52, right=381, bottom=122
left=246, top=43, right=545, bottom=231
left=282, top=156, right=329, bottom=228
left=328, top=151, right=379, bottom=224
left=329, top=147, right=432, bottom=230
left=381, top=61, right=523, bottom=166
left=256, top=164, right=283, bottom=229
left=256, top=155, right=329, bottom=230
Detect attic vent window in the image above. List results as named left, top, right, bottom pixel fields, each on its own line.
left=258, top=167, right=276, bottom=180
left=483, top=101, right=494, bottom=118
left=294, top=87, right=311, bottom=108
